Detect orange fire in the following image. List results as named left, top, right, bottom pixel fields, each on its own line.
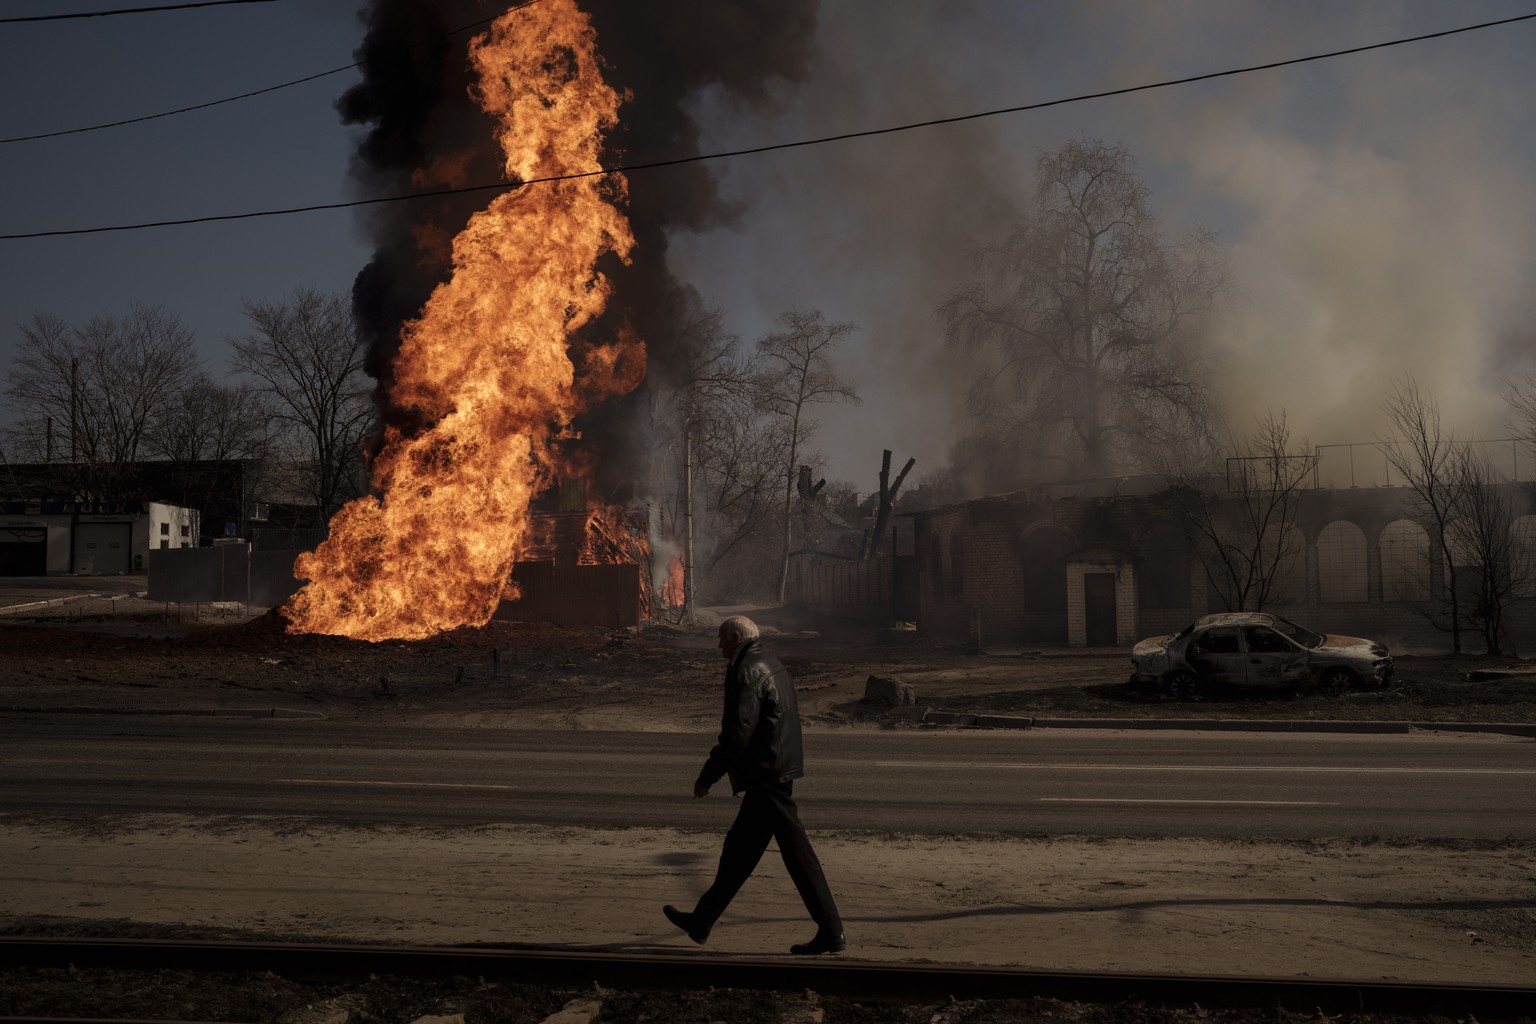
left=661, top=553, right=685, bottom=607
left=577, top=504, right=640, bottom=566
left=284, top=0, right=642, bottom=642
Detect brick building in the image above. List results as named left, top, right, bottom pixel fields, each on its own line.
left=792, top=475, right=1536, bottom=653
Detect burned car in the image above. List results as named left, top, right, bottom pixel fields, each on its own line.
left=1129, top=612, right=1393, bottom=700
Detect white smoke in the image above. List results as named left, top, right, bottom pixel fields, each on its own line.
left=672, top=1, right=1536, bottom=490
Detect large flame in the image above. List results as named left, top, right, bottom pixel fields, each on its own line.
left=284, top=0, right=640, bottom=641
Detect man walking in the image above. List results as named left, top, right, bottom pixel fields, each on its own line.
left=663, top=615, right=845, bottom=954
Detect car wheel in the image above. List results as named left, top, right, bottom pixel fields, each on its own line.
left=1319, top=667, right=1353, bottom=697
left=1164, top=670, right=1201, bottom=702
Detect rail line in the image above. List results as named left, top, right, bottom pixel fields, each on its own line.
left=2, top=937, right=1533, bottom=1020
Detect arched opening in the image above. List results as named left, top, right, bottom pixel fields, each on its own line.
left=1510, top=515, right=1536, bottom=598
left=1380, top=519, right=1430, bottom=601
left=1317, top=521, right=1368, bottom=603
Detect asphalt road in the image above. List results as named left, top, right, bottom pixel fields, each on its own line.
left=3, top=717, right=1534, bottom=839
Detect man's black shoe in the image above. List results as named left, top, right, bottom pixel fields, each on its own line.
left=790, top=930, right=846, bottom=955
left=663, top=904, right=709, bottom=944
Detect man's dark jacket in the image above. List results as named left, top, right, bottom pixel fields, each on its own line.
left=697, top=639, right=804, bottom=795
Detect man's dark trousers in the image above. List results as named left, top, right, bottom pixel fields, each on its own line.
left=692, top=781, right=841, bottom=933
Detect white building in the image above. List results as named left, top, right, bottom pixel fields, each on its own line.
left=0, top=500, right=200, bottom=576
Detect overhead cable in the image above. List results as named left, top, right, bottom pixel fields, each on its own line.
left=0, top=1, right=545, bottom=144
left=3, top=65, right=356, bottom=142
left=2, top=9, right=1533, bottom=241
left=0, top=1, right=275, bottom=24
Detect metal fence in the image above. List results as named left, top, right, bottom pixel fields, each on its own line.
left=147, top=543, right=303, bottom=607
left=493, top=561, right=641, bottom=628
left=1312, top=439, right=1532, bottom=489
left=149, top=544, right=642, bottom=627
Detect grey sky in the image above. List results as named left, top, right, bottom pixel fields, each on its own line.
left=3, top=1, right=1534, bottom=492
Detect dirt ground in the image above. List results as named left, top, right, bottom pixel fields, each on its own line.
left=3, top=596, right=1536, bottom=1022
left=4, top=592, right=1536, bottom=728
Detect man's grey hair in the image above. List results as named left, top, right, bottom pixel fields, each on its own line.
left=719, top=615, right=761, bottom=643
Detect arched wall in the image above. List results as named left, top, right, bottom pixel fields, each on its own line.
left=899, top=484, right=1536, bottom=652
left=1317, top=521, right=1368, bottom=603
left=1380, top=519, right=1431, bottom=601
left=1513, top=515, right=1536, bottom=599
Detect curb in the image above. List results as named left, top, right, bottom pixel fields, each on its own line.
left=1407, top=720, right=1536, bottom=737
left=1029, top=718, right=1411, bottom=734
left=0, top=706, right=326, bottom=720
left=5, top=705, right=1530, bottom=735
left=0, top=589, right=150, bottom=616
left=1466, top=667, right=1536, bottom=681
left=904, top=713, right=1536, bottom=737
left=170, top=707, right=328, bottom=720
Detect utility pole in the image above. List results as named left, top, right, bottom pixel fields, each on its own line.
left=69, top=357, right=79, bottom=462
left=683, top=424, right=696, bottom=620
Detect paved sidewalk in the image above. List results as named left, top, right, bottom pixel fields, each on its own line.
left=0, top=575, right=147, bottom=614
left=4, top=817, right=1531, bottom=984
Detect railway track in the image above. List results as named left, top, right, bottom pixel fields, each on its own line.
left=2, top=937, right=1533, bottom=1021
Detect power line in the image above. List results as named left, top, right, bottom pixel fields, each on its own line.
left=2, top=64, right=356, bottom=142
left=0, top=1, right=275, bottom=24
left=3, top=8, right=1533, bottom=242
left=0, top=2, right=544, bottom=145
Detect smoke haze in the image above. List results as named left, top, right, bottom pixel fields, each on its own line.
left=661, top=1, right=1536, bottom=491
left=1129, top=3, right=1536, bottom=450
left=336, top=1, right=1536, bottom=498
left=5, top=2, right=1535, bottom=500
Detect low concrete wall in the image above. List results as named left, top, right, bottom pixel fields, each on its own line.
left=149, top=547, right=646, bottom=629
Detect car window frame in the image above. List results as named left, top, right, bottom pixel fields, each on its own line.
left=1244, top=625, right=1301, bottom=654
left=1272, top=615, right=1324, bottom=649
left=1190, top=626, right=1241, bottom=655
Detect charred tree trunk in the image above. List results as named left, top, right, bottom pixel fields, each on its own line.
left=868, top=449, right=915, bottom=558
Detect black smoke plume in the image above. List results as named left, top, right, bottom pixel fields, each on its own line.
left=337, top=0, right=821, bottom=493
left=337, top=0, right=504, bottom=442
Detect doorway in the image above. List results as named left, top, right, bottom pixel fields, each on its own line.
left=1084, top=571, right=1117, bottom=646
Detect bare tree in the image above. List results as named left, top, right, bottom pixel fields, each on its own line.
left=643, top=304, right=767, bottom=609
left=148, top=378, right=272, bottom=466
left=939, top=138, right=1220, bottom=485
left=230, top=289, right=372, bottom=520
left=1380, top=375, right=1465, bottom=653
left=146, top=377, right=276, bottom=531
left=1160, top=411, right=1316, bottom=612
left=753, top=309, right=860, bottom=602
left=4, top=305, right=201, bottom=500
left=1508, top=371, right=1536, bottom=460
left=694, top=392, right=790, bottom=593
left=1448, top=446, right=1529, bottom=655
